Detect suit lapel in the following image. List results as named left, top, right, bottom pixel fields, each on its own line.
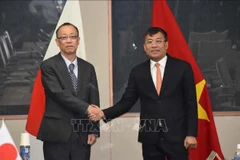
left=75, top=58, right=87, bottom=94
left=142, top=60, right=159, bottom=99
left=160, top=55, right=174, bottom=96
left=55, top=53, right=76, bottom=94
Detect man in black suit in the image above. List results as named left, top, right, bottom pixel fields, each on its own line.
left=37, top=22, right=100, bottom=160
left=89, top=27, right=198, bottom=160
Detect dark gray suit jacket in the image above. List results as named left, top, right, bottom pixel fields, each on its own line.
left=37, top=53, right=100, bottom=143
left=103, top=54, right=197, bottom=144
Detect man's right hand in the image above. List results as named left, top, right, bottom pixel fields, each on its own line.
left=87, top=105, right=104, bottom=122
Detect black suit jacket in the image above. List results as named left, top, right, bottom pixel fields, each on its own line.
left=103, top=54, right=197, bottom=144
left=37, top=53, right=100, bottom=143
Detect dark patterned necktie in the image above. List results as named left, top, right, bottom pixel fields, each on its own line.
left=69, top=63, right=78, bottom=92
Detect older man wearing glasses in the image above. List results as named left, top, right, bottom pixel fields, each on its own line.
left=37, top=22, right=100, bottom=160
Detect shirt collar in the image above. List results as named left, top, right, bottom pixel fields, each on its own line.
left=150, top=55, right=167, bottom=69
left=61, top=53, right=78, bottom=70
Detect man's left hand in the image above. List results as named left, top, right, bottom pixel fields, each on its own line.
left=87, top=134, right=97, bottom=145
left=184, top=136, right=197, bottom=149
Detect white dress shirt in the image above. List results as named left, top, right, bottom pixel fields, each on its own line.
left=150, top=56, right=167, bottom=89
left=61, top=54, right=78, bottom=78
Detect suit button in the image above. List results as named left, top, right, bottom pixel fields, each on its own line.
left=160, top=138, right=164, bottom=140
left=157, top=100, right=161, bottom=103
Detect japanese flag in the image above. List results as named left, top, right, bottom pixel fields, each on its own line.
left=0, top=120, right=22, bottom=160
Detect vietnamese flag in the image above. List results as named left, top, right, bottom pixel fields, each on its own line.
left=152, top=0, right=224, bottom=159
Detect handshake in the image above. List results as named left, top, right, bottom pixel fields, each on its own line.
left=87, top=105, right=104, bottom=122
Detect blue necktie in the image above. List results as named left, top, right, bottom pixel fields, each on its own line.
left=69, top=63, right=78, bottom=92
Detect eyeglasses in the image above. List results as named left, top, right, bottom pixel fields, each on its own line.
left=145, top=39, right=166, bottom=45
left=57, top=35, right=79, bottom=41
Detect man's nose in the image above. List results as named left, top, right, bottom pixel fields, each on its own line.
left=66, top=37, right=73, bottom=42
left=151, top=41, right=158, bottom=47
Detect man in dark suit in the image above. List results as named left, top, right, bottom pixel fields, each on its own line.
left=37, top=22, right=100, bottom=160
left=89, top=27, right=198, bottom=160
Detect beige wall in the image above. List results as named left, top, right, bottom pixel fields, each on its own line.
left=1, top=1, right=240, bottom=160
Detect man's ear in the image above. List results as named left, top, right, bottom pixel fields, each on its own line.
left=143, top=44, right=147, bottom=52
left=55, top=39, right=60, bottom=47
left=165, top=41, right=168, bottom=50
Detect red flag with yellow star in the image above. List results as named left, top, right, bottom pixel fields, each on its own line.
left=152, top=0, right=224, bottom=159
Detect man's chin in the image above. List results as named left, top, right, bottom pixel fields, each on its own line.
left=65, top=50, right=77, bottom=54
left=150, top=55, right=167, bottom=61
